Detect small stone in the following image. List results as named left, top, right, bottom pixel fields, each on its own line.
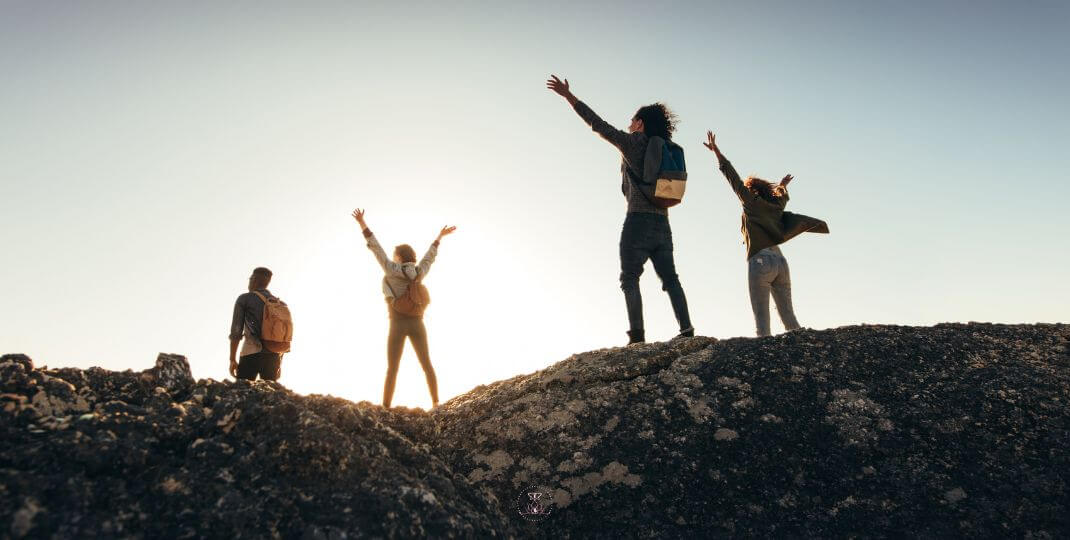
left=714, top=428, right=738, bottom=441
left=944, top=487, right=967, bottom=503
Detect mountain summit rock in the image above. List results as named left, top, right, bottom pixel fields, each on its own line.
left=3, top=323, right=1068, bottom=538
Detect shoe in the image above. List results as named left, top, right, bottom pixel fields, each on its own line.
left=675, top=326, right=695, bottom=339
left=627, top=329, right=645, bottom=345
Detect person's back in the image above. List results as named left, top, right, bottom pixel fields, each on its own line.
left=547, top=74, right=694, bottom=344
left=703, top=130, right=828, bottom=337
left=352, top=208, right=456, bottom=409
left=228, top=267, right=285, bottom=381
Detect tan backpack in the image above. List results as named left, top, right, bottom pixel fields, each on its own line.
left=387, top=273, right=430, bottom=318
left=252, top=291, right=293, bottom=353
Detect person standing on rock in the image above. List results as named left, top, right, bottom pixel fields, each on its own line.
left=702, top=130, right=829, bottom=337
left=228, top=267, right=288, bottom=381
left=546, top=74, right=695, bottom=345
left=352, top=208, right=455, bottom=409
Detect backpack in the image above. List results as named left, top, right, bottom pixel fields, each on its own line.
left=386, top=273, right=430, bottom=318
left=626, top=136, right=688, bottom=208
left=252, top=291, right=293, bottom=353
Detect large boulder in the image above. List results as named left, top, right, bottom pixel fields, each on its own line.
left=2, top=323, right=1068, bottom=538
left=431, top=323, right=1070, bottom=538
left=0, top=355, right=510, bottom=538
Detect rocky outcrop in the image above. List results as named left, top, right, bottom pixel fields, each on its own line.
left=0, top=353, right=509, bottom=538
left=3, top=323, right=1069, bottom=538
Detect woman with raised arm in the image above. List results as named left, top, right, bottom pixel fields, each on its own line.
left=703, top=131, right=828, bottom=337
left=352, top=208, right=456, bottom=409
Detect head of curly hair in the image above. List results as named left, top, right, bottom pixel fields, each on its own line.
left=632, top=103, right=678, bottom=140
left=744, top=176, right=787, bottom=203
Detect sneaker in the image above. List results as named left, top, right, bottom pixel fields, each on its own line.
left=626, top=329, right=645, bottom=345
left=675, top=326, right=695, bottom=339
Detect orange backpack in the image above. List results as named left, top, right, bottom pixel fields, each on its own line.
left=252, top=291, right=293, bottom=353
left=387, top=274, right=430, bottom=318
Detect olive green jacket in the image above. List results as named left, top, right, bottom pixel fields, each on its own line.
left=718, top=155, right=829, bottom=259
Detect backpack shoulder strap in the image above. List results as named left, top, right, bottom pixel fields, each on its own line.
left=252, top=291, right=272, bottom=304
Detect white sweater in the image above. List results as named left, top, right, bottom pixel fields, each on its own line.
left=363, top=231, right=439, bottom=300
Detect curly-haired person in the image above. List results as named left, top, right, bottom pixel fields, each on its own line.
left=703, top=130, right=828, bottom=337
left=547, top=74, right=694, bottom=345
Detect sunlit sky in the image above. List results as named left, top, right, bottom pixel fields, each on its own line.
left=2, top=1, right=1067, bottom=408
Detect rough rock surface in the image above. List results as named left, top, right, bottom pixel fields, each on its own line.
left=0, top=354, right=509, bottom=538
left=3, top=323, right=1069, bottom=538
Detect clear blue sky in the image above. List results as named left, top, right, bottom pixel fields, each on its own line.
left=2, top=1, right=1067, bottom=407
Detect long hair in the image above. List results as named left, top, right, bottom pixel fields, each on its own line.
left=393, top=244, right=417, bottom=263
left=744, top=176, right=787, bottom=203
left=633, top=103, right=678, bottom=140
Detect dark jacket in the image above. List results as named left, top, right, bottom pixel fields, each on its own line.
left=718, top=155, right=829, bottom=259
left=229, top=288, right=277, bottom=341
left=571, top=100, right=668, bottom=215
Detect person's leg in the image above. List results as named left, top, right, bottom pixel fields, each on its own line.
left=259, top=352, right=282, bottom=382
left=235, top=354, right=260, bottom=381
left=408, top=318, right=439, bottom=407
left=649, top=220, right=693, bottom=335
left=619, top=216, right=651, bottom=342
left=383, top=318, right=405, bottom=408
left=747, top=255, right=776, bottom=337
left=770, top=254, right=801, bottom=331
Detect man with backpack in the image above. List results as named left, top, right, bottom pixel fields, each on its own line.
left=228, top=267, right=292, bottom=381
left=547, top=74, right=695, bottom=344
left=352, top=208, right=455, bottom=409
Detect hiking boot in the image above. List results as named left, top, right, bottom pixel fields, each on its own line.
left=626, top=329, right=645, bottom=345
left=674, top=326, right=695, bottom=339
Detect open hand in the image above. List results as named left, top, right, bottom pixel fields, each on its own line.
left=780, top=174, right=794, bottom=186
left=437, top=225, right=457, bottom=240
left=546, top=75, right=573, bottom=100
left=703, top=131, right=719, bottom=153
left=351, top=208, right=367, bottom=227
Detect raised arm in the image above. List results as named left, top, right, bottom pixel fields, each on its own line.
left=777, top=174, right=792, bottom=203
left=415, top=225, right=456, bottom=278
left=547, top=74, right=645, bottom=157
left=703, top=130, right=754, bottom=204
left=352, top=208, right=406, bottom=276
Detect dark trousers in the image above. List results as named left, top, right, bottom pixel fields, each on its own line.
left=236, top=351, right=282, bottom=381
left=619, top=212, right=693, bottom=333
left=384, top=312, right=439, bottom=408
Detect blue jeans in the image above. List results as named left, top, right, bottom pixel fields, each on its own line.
left=619, top=213, right=693, bottom=334
left=748, top=246, right=801, bottom=337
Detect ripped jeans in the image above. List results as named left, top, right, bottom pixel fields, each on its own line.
left=748, top=245, right=801, bottom=337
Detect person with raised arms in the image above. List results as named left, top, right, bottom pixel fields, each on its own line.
left=703, top=130, right=828, bottom=337
left=352, top=208, right=455, bottom=409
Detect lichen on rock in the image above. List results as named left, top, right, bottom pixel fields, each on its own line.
left=3, top=323, right=1070, bottom=538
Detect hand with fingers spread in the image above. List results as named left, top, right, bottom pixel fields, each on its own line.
left=546, top=74, right=578, bottom=105
left=703, top=130, right=723, bottom=159
left=437, top=225, right=457, bottom=242
left=352, top=208, right=368, bottom=230
left=780, top=174, right=794, bottom=187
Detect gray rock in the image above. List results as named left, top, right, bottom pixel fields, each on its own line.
left=3, top=323, right=1070, bottom=538
left=149, top=353, right=194, bottom=394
